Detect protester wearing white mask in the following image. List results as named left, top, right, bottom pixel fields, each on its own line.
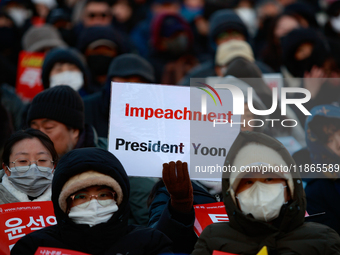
left=0, top=129, right=58, bottom=204
left=11, top=147, right=173, bottom=255
left=192, top=131, right=340, bottom=255
left=41, top=48, right=97, bottom=97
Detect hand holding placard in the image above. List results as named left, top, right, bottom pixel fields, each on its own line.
left=163, top=161, right=193, bottom=213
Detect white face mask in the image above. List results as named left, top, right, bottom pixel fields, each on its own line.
left=331, top=14, right=340, bottom=33
left=7, top=8, right=29, bottom=27
left=50, top=71, right=84, bottom=91
left=236, top=182, right=286, bottom=222
left=235, top=8, right=258, bottom=36
left=68, top=199, right=118, bottom=227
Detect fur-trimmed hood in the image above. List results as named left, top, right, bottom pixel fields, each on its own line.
left=222, top=131, right=306, bottom=236
left=51, top=147, right=130, bottom=253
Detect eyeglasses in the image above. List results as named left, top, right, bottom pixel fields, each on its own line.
left=69, top=190, right=116, bottom=208
left=9, top=158, right=54, bottom=173
left=87, top=12, right=110, bottom=19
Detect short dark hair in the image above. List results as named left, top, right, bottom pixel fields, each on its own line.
left=2, top=128, right=58, bottom=166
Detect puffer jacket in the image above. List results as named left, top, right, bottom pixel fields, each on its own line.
left=11, top=148, right=172, bottom=255
left=192, top=131, right=340, bottom=255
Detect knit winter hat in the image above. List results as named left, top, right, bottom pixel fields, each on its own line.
left=27, top=85, right=84, bottom=130
left=215, top=40, right=254, bottom=66
left=229, top=142, right=294, bottom=200
left=22, top=24, right=66, bottom=52
left=108, top=53, right=155, bottom=82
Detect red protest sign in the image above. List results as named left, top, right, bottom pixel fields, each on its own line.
left=16, top=51, right=45, bottom=102
left=213, top=251, right=238, bottom=255
left=194, top=202, right=311, bottom=237
left=35, top=247, right=90, bottom=255
left=194, top=202, right=228, bottom=237
left=0, top=201, right=56, bottom=255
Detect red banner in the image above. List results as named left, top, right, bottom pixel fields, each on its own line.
left=35, top=247, right=89, bottom=255
left=0, top=201, right=56, bottom=255
left=213, top=251, right=238, bottom=255
left=15, top=51, right=45, bottom=102
left=194, top=202, right=228, bottom=237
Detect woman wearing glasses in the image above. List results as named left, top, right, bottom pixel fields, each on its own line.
left=0, top=129, right=58, bottom=204
left=11, top=147, right=172, bottom=255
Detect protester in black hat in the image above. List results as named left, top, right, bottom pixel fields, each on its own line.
left=41, top=47, right=96, bottom=96
left=84, top=53, right=155, bottom=138
left=11, top=147, right=173, bottom=255
left=27, top=85, right=107, bottom=157
left=77, top=25, right=130, bottom=88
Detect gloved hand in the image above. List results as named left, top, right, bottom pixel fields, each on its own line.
left=162, top=160, right=193, bottom=213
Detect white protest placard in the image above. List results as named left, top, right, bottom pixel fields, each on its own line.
left=108, top=82, right=240, bottom=179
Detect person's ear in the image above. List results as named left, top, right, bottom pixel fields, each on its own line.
left=2, top=163, right=11, bottom=176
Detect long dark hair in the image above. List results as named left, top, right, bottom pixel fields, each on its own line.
left=2, top=128, right=58, bottom=166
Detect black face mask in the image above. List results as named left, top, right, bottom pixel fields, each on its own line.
left=87, top=55, right=113, bottom=77
left=59, top=28, right=76, bottom=47
left=285, top=57, right=313, bottom=78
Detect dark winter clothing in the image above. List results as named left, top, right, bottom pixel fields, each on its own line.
left=107, top=53, right=155, bottom=83
left=148, top=181, right=218, bottom=254
left=148, top=13, right=198, bottom=83
left=281, top=28, right=329, bottom=78
left=0, top=83, right=25, bottom=130
left=11, top=148, right=173, bottom=255
left=192, top=131, right=340, bottom=255
left=304, top=105, right=340, bottom=235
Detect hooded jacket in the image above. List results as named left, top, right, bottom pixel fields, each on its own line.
left=192, top=131, right=340, bottom=255
left=11, top=148, right=172, bottom=255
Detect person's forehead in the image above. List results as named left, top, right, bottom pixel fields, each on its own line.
left=242, top=172, right=285, bottom=179
left=31, top=118, right=66, bottom=126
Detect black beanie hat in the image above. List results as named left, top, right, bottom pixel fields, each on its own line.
left=108, top=53, right=155, bottom=82
left=27, top=85, right=84, bottom=130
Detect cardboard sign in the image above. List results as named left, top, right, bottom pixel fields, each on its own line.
left=0, top=201, right=56, bottom=255
left=16, top=51, right=45, bottom=102
left=194, top=202, right=228, bottom=236
left=108, top=82, right=240, bottom=180
left=35, top=247, right=90, bottom=255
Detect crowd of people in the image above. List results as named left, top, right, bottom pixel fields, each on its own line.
left=0, top=0, right=340, bottom=254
